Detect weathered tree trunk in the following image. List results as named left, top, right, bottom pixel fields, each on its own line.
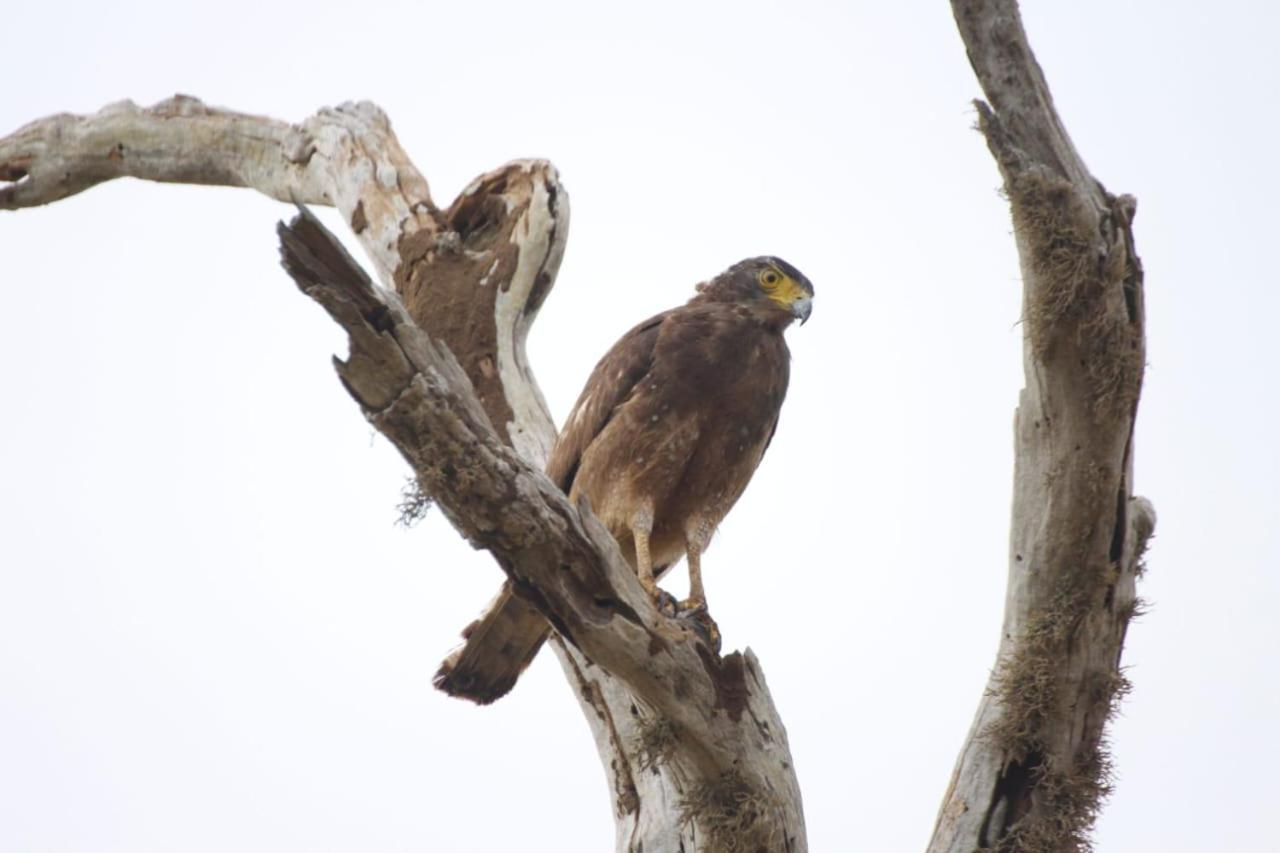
left=3, top=1, right=1156, bottom=840
left=929, top=2, right=1155, bottom=851
left=1, top=96, right=804, bottom=852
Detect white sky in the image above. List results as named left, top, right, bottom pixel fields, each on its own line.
left=2, top=1, right=1277, bottom=851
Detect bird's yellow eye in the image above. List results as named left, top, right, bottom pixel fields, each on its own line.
left=760, top=269, right=781, bottom=287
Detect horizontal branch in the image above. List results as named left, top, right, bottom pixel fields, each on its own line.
left=0, top=95, right=436, bottom=282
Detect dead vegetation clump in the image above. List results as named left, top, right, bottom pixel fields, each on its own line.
left=984, top=561, right=1136, bottom=853
left=396, top=477, right=433, bottom=526
left=678, top=770, right=783, bottom=853
left=991, top=670, right=1132, bottom=853
left=634, top=715, right=679, bottom=773
left=1008, top=171, right=1143, bottom=422
left=1010, top=171, right=1098, bottom=359
left=1118, top=596, right=1149, bottom=624
left=985, top=586, right=1085, bottom=754
left=1079, top=306, right=1144, bottom=422
left=991, top=752, right=1112, bottom=853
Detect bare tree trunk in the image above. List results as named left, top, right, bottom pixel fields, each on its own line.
left=929, top=2, right=1155, bottom=851
left=1, top=96, right=805, bottom=852
left=3, top=2, right=1158, bottom=839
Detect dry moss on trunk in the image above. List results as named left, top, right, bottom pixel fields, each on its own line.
left=1008, top=169, right=1145, bottom=424
left=678, top=770, right=786, bottom=853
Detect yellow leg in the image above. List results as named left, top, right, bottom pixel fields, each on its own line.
left=632, top=508, right=657, bottom=598
left=682, top=519, right=712, bottom=612
left=684, top=543, right=706, bottom=611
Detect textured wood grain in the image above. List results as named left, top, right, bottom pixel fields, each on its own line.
left=0, top=96, right=434, bottom=282
left=930, top=3, right=1155, bottom=851
left=279, top=206, right=805, bottom=852
left=2, top=94, right=807, bottom=851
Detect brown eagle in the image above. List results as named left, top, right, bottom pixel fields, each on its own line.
left=435, top=256, right=813, bottom=703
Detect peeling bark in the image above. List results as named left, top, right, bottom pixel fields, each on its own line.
left=930, top=3, right=1155, bottom=851
left=1, top=96, right=805, bottom=851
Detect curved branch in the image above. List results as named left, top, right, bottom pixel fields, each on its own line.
left=932, top=2, right=1155, bottom=851
left=0, top=95, right=436, bottom=281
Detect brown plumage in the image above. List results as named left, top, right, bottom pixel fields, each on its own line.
left=435, top=257, right=814, bottom=703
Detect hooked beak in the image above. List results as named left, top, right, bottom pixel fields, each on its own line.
left=791, top=295, right=813, bottom=326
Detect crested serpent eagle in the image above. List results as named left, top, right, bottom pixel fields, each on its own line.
left=435, top=257, right=814, bottom=703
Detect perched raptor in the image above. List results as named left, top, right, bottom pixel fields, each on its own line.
left=435, top=257, right=814, bottom=703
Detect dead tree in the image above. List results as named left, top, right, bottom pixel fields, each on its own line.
left=0, top=2, right=1152, bottom=849
left=929, top=2, right=1154, bottom=851
left=0, top=97, right=803, bottom=851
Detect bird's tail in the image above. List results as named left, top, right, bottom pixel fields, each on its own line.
left=433, top=583, right=551, bottom=704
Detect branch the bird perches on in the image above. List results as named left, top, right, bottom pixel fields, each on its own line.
left=0, top=94, right=805, bottom=851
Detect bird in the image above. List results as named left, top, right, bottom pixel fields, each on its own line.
left=434, top=256, right=813, bottom=704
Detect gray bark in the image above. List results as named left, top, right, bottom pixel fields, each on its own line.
left=2, top=4, right=1158, bottom=838
left=929, top=2, right=1155, bottom=851
left=1, top=96, right=805, bottom=852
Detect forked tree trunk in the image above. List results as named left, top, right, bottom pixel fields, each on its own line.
left=1, top=96, right=804, bottom=851
left=1, top=3, right=1153, bottom=848
left=929, top=2, right=1154, bottom=851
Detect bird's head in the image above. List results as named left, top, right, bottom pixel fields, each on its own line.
left=695, top=256, right=814, bottom=327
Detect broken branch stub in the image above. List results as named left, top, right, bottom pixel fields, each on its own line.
left=392, top=160, right=567, bottom=466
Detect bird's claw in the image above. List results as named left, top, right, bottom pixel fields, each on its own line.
left=644, top=589, right=720, bottom=651
left=650, top=587, right=680, bottom=617
left=676, top=597, right=707, bottom=615
left=676, top=603, right=721, bottom=653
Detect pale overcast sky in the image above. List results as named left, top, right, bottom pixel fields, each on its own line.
left=2, top=1, right=1277, bottom=851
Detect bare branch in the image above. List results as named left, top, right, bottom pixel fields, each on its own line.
left=932, top=2, right=1155, bottom=851
left=0, top=95, right=436, bottom=281
left=5, top=92, right=806, bottom=851
left=278, top=206, right=806, bottom=850
left=394, top=159, right=565, bottom=463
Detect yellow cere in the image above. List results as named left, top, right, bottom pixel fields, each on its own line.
left=758, top=267, right=807, bottom=308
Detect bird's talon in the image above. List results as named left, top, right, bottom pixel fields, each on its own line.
left=677, top=606, right=722, bottom=652
left=651, top=588, right=679, bottom=617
